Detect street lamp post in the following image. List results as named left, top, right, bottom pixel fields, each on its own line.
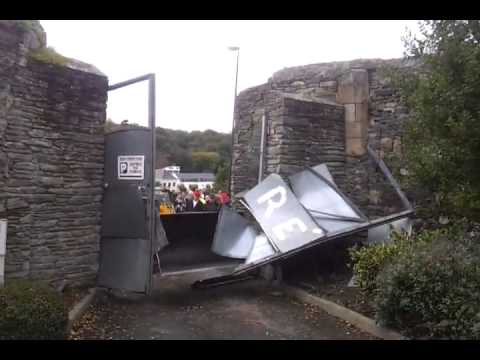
left=228, top=46, right=240, bottom=195
left=229, top=46, right=240, bottom=99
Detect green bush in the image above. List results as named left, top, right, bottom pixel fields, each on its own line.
left=349, top=228, right=438, bottom=296
left=374, top=232, right=480, bottom=339
left=0, top=279, right=68, bottom=340
left=349, top=242, right=401, bottom=296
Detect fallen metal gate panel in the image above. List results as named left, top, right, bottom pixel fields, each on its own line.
left=211, top=206, right=259, bottom=259
left=194, top=147, right=414, bottom=288
left=193, top=208, right=413, bottom=287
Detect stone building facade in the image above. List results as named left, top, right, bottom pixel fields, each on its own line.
left=0, top=21, right=108, bottom=286
left=231, top=58, right=418, bottom=219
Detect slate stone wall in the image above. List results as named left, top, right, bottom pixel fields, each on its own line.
left=231, top=58, right=417, bottom=218
left=263, top=95, right=345, bottom=184
left=230, top=84, right=269, bottom=196
left=0, top=21, right=108, bottom=286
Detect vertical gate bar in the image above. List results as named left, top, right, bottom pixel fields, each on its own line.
left=228, top=106, right=236, bottom=194
left=367, top=146, right=413, bottom=211
left=147, top=74, right=156, bottom=295
left=258, top=112, right=266, bottom=184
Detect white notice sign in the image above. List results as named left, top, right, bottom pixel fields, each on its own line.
left=118, top=155, right=145, bottom=180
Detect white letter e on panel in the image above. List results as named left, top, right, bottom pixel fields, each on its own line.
left=272, top=218, right=308, bottom=241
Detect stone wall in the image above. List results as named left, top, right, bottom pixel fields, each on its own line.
left=264, top=95, right=345, bottom=183
left=231, top=89, right=345, bottom=193
left=0, top=21, right=108, bottom=286
left=231, top=57, right=417, bottom=218
left=230, top=84, right=268, bottom=196
left=269, top=58, right=415, bottom=162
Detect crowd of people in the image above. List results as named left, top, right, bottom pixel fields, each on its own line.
left=164, top=188, right=231, bottom=213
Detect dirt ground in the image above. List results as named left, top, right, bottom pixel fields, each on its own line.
left=63, top=286, right=90, bottom=311
left=290, top=272, right=376, bottom=319
left=70, top=270, right=377, bottom=340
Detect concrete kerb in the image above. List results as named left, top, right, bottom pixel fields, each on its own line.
left=67, top=287, right=97, bottom=333
left=281, top=284, right=406, bottom=340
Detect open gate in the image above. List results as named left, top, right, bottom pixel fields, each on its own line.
left=98, top=74, right=158, bottom=294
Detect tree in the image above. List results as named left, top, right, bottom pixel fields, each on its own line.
left=105, top=118, right=143, bottom=133
left=191, top=151, right=221, bottom=172
left=395, top=20, right=480, bottom=221
left=105, top=119, right=232, bottom=175
left=104, top=118, right=117, bottom=133
left=213, top=164, right=229, bottom=193
left=154, top=127, right=231, bottom=173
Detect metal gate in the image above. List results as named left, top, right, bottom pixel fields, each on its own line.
left=97, top=74, right=157, bottom=294
left=194, top=147, right=414, bottom=288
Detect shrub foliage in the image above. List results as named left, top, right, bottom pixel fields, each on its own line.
left=349, top=228, right=437, bottom=296
left=350, top=224, right=480, bottom=339
left=375, top=233, right=480, bottom=339
left=0, top=280, right=68, bottom=340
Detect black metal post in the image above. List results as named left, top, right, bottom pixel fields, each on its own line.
left=147, top=74, right=156, bottom=295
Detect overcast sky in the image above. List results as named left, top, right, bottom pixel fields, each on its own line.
left=40, top=20, right=420, bottom=133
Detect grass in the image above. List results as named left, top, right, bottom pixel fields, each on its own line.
left=29, top=46, right=70, bottom=67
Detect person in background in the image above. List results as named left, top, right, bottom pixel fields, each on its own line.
left=199, top=190, right=207, bottom=206
left=205, top=194, right=219, bottom=211
left=218, top=191, right=231, bottom=206
left=185, top=190, right=204, bottom=211
left=169, top=189, right=176, bottom=204
left=175, top=192, right=185, bottom=213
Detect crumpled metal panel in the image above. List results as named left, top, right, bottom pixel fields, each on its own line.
left=201, top=153, right=415, bottom=287
left=211, top=206, right=258, bottom=259
left=311, top=163, right=335, bottom=184
left=367, top=217, right=413, bottom=245
left=309, top=217, right=362, bottom=234
left=289, top=167, right=366, bottom=222
left=245, top=233, right=276, bottom=264
left=154, top=208, right=169, bottom=252
left=242, top=173, right=326, bottom=253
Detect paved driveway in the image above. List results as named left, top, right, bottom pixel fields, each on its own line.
left=71, top=270, right=376, bottom=340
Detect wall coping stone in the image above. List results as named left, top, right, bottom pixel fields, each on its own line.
left=282, top=93, right=343, bottom=108
left=0, top=20, right=106, bottom=77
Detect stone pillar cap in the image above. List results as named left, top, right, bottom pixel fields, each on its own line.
left=0, top=20, right=47, bottom=51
